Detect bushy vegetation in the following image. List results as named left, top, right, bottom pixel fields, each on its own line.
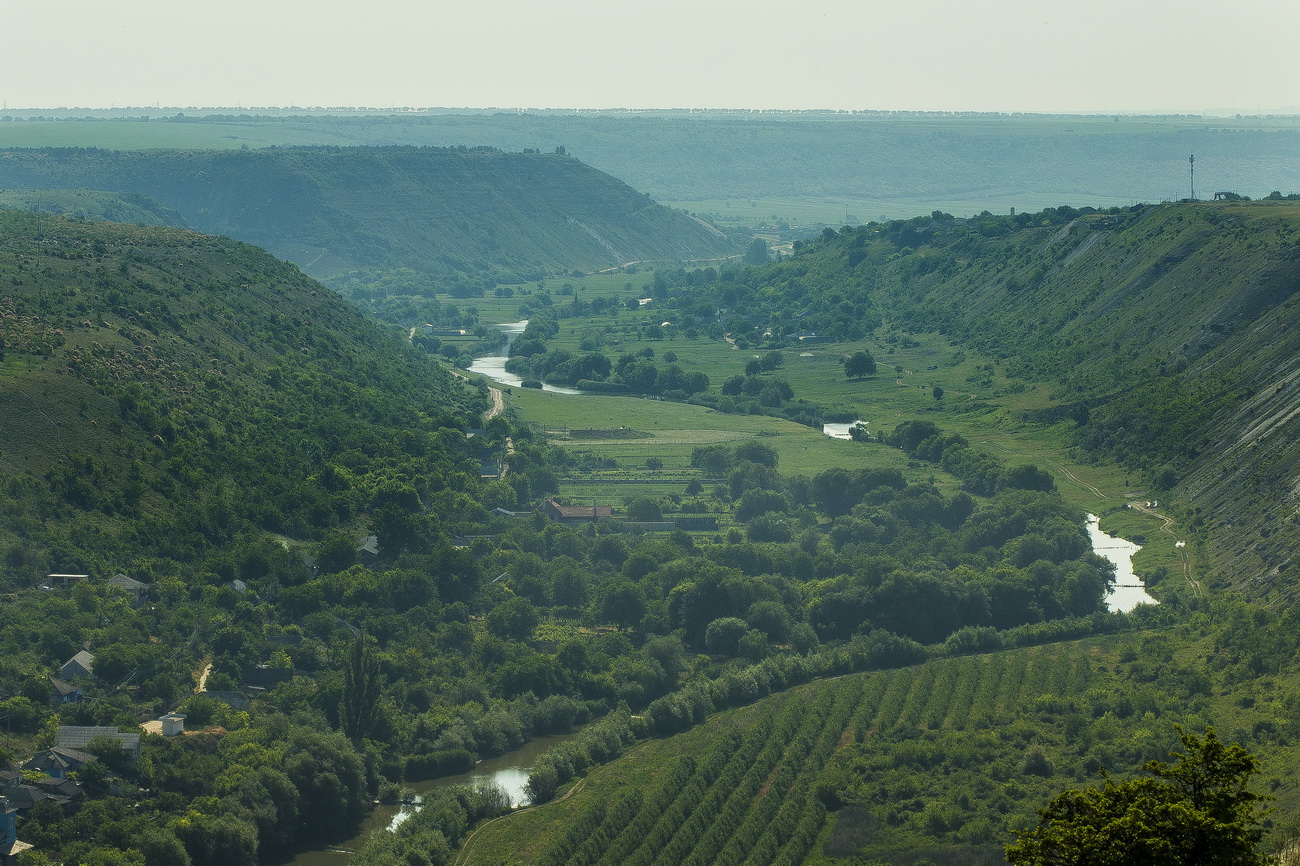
left=8, top=196, right=1300, bottom=866
left=470, top=594, right=1300, bottom=864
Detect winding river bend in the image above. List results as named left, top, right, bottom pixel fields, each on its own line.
left=467, top=321, right=582, bottom=395
left=1089, top=513, right=1158, bottom=612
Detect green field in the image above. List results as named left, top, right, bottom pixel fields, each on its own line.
left=0, top=118, right=334, bottom=149
left=457, top=262, right=1202, bottom=590
left=665, top=192, right=1143, bottom=229
left=463, top=627, right=1300, bottom=864
left=503, top=386, right=907, bottom=479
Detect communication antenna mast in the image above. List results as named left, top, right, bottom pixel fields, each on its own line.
left=1189, top=154, right=1196, bottom=200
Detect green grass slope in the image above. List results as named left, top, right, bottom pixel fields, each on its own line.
left=466, top=609, right=1300, bottom=865
left=0, top=208, right=481, bottom=584
left=584, top=200, right=1300, bottom=597
left=0, top=146, right=742, bottom=295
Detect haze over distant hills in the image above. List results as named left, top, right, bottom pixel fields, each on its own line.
left=3, top=109, right=1298, bottom=220
left=0, top=144, right=742, bottom=296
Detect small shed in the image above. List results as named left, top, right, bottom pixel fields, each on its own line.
left=159, top=714, right=186, bottom=737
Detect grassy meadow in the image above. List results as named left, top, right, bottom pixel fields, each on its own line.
left=448, top=261, right=1198, bottom=591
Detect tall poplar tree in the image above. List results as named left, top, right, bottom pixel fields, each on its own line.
left=339, top=635, right=382, bottom=746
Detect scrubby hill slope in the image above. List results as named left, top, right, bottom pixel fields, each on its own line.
left=0, top=146, right=741, bottom=295
left=0, top=209, right=482, bottom=584
left=0, top=188, right=188, bottom=227
left=694, top=201, right=1300, bottom=595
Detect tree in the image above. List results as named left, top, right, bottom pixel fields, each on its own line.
left=842, top=351, right=876, bottom=379
left=599, top=582, right=647, bottom=631
left=486, top=597, right=539, bottom=641
left=1007, top=727, right=1269, bottom=866
left=339, top=635, right=382, bottom=745
left=744, top=237, right=769, bottom=266
left=704, top=617, right=748, bottom=655
left=317, top=530, right=357, bottom=573
left=625, top=497, right=663, bottom=521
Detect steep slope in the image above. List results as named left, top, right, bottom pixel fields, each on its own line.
left=916, top=204, right=1300, bottom=594
left=0, top=209, right=482, bottom=585
left=678, top=201, right=1300, bottom=595
left=0, top=146, right=741, bottom=295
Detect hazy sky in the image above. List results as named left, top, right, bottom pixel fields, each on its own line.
left=4, top=0, right=1297, bottom=113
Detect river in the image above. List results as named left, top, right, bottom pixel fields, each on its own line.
left=280, top=734, right=569, bottom=866
left=467, top=321, right=582, bottom=395
left=283, top=514, right=1148, bottom=865
left=1089, top=513, right=1158, bottom=612
left=822, top=420, right=866, bottom=440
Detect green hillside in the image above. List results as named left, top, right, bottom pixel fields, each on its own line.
left=484, top=199, right=1300, bottom=598
left=0, top=208, right=480, bottom=579
left=802, top=201, right=1300, bottom=596
left=0, top=188, right=188, bottom=227
left=0, top=146, right=742, bottom=301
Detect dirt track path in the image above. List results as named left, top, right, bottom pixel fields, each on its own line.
left=1128, top=501, right=1200, bottom=595
left=483, top=386, right=505, bottom=422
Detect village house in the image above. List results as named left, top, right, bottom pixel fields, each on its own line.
left=105, top=573, right=149, bottom=606
left=58, top=651, right=95, bottom=682
left=540, top=498, right=612, bottom=523
left=55, top=726, right=142, bottom=771
left=1, top=794, right=35, bottom=863
left=42, top=574, right=89, bottom=590
left=22, top=747, right=95, bottom=780
left=47, top=676, right=82, bottom=707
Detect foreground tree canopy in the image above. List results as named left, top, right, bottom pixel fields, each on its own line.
left=1007, top=727, right=1269, bottom=866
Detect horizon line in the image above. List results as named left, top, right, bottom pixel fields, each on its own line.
left=5, top=105, right=1300, bottom=119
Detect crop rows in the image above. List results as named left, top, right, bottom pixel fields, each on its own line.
left=530, top=646, right=1096, bottom=865
left=535, top=679, right=868, bottom=866
left=866, top=646, right=1090, bottom=734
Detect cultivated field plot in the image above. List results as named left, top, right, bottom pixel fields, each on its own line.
left=461, top=643, right=1104, bottom=866
left=506, top=387, right=906, bottom=478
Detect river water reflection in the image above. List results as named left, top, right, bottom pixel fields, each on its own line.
left=467, top=321, right=582, bottom=395
left=821, top=420, right=866, bottom=440
left=1088, top=513, right=1158, bottom=612
left=281, top=735, right=567, bottom=866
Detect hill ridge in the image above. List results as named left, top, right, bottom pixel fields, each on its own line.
left=0, top=145, right=742, bottom=296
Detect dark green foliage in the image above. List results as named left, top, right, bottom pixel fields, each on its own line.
left=487, top=597, right=540, bottom=640
left=704, top=617, right=749, bottom=655
left=843, top=350, right=877, bottom=379
left=1007, top=728, right=1269, bottom=866
left=340, top=635, right=383, bottom=745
